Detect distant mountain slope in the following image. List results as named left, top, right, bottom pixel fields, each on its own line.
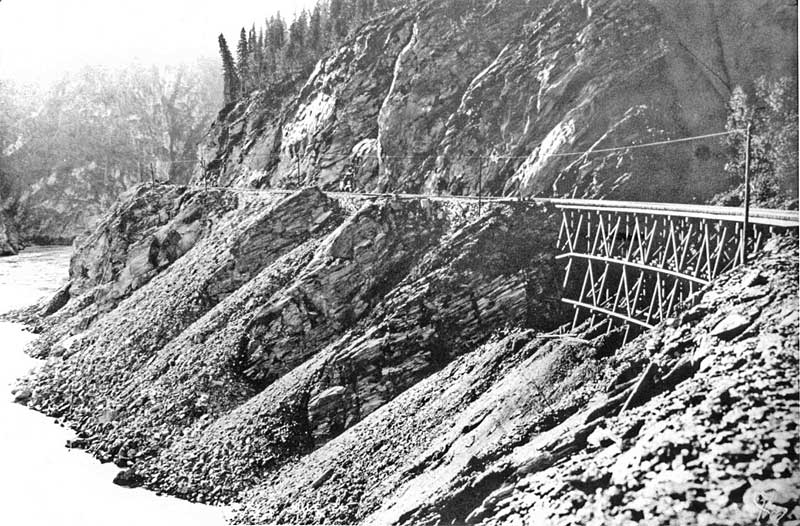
left=1, top=62, right=221, bottom=246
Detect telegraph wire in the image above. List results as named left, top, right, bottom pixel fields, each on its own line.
left=543, top=129, right=742, bottom=157
left=149, top=128, right=745, bottom=165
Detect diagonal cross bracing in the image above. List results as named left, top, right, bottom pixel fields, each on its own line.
left=557, top=201, right=799, bottom=342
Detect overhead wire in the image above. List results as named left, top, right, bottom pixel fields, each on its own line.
left=142, top=128, right=745, bottom=165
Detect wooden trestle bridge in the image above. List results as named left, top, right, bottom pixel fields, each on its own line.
left=554, top=200, right=799, bottom=341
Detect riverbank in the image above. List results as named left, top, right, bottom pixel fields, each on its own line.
left=0, top=246, right=228, bottom=525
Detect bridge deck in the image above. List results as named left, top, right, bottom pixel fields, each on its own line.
left=550, top=199, right=799, bottom=228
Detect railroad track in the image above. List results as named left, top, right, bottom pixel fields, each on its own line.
left=183, top=184, right=799, bottom=227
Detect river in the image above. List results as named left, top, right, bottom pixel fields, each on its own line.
left=0, top=246, right=228, bottom=525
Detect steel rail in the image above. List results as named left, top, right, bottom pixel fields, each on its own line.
left=186, top=184, right=799, bottom=227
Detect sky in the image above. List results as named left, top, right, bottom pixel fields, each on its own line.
left=0, top=0, right=317, bottom=87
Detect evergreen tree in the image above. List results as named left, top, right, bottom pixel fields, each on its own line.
left=248, top=25, right=257, bottom=51
left=218, top=34, right=240, bottom=104
left=236, top=28, right=250, bottom=95
left=330, top=0, right=348, bottom=38
left=246, top=25, right=258, bottom=86
left=309, top=5, right=323, bottom=54
left=254, top=28, right=265, bottom=85
left=268, top=13, right=286, bottom=51
left=288, top=10, right=309, bottom=66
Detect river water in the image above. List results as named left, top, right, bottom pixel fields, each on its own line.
left=0, top=246, right=228, bottom=525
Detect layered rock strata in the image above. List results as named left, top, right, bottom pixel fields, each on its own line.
left=21, top=184, right=565, bottom=507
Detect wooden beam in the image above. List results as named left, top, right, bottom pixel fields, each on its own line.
left=561, top=298, right=655, bottom=329
left=554, top=252, right=710, bottom=285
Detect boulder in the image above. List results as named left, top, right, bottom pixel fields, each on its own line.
left=711, top=313, right=753, bottom=341
left=12, top=388, right=32, bottom=405
left=41, top=283, right=71, bottom=316
left=112, top=468, right=143, bottom=488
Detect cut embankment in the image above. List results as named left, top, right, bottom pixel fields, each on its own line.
left=16, top=182, right=798, bottom=525
left=20, top=190, right=565, bottom=507
left=133, top=202, right=563, bottom=503
left=24, top=188, right=343, bottom=457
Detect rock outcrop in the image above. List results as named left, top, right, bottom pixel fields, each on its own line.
left=16, top=184, right=238, bottom=356
left=0, top=209, right=22, bottom=256
left=20, top=183, right=568, bottom=506
left=68, top=185, right=237, bottom=302
left=132, top=201, right=563, bottom=503
left=196, top=0, right=796, bottom=205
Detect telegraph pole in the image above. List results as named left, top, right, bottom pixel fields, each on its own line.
left=477, top=158, right=483, bottom=215
left=742, top=122, right=752, bottom=264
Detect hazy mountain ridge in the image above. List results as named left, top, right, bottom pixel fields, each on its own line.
left=0, top=62, right=222, bottom=250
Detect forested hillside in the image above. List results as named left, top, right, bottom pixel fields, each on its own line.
left=217, top=0, right=410, bottom=104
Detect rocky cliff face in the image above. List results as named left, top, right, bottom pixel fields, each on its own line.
left=14, top=163, right=143, bottom=245
left=17, top=184, right=566, bottom=504
left=197, top=0, right=796, bottom=204
left=0, top=209, right=22, bottom=255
